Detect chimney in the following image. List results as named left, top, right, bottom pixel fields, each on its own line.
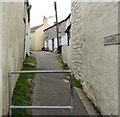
left=43, top=16, right=48, bottom=24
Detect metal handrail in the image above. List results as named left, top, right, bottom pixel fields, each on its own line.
left=8, top=70, right=74, bottom=116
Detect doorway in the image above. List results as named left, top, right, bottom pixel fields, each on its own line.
left=52, top=39, right=54, bottom=51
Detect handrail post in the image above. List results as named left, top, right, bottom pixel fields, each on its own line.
left=8, top=72, right=12, bottom=116
left=8, top=70, right=74, bottom=116
left=70, top=71, right=74, bottom=113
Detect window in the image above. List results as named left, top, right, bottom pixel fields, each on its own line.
left=67, top=30, right=70, bottom=46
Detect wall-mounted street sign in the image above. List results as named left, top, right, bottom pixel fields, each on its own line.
left=104, top=33, right=120, bottom=46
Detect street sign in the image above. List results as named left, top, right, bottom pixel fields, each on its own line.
left=104, top=33, right=120, bottom=46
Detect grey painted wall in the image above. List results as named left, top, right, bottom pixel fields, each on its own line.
left=44, top=20, right=67, bottom=49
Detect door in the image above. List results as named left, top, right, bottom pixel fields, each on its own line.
left=52, top=39, right=54, bottom=51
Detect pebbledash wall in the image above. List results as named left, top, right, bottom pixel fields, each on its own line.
left=71, top=1, right=119, bottom=115
left=0, top=1, right=29, bottom=116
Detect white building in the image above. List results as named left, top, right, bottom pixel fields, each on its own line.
left=71, top=1, right=119, bottom=115
left=44, top=15, right=71, bottom=53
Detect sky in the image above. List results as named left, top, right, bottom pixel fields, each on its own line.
left=29, top=0, right=71, bottom=27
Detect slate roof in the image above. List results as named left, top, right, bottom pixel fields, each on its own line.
left=31, top=24, right=43, bottom=33
left=44, top=14, right=71, bottom=32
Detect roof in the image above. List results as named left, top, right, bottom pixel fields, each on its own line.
left=44, top=13, right=71, bottom=32
left=31, top=24, right=43, bottom=33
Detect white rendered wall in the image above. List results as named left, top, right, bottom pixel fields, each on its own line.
left=71, top=1, right=118, bottom=115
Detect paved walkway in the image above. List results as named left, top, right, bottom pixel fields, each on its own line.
left=31, top=51, right=88, bottom=115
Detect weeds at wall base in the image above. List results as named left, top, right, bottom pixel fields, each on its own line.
left=56, top=54, right=83, bottom=89
left=12, top=56, right=37, bottom=115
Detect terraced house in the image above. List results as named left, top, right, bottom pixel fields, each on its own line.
left=30, top=17, right=49, bottom=51
left=44, top=14, right=71, bottom=53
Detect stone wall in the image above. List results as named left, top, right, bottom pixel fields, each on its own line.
left=44, top=21, right=66, bottom=42
left=0, top=1, right=28, bottom=115
left=71, top=1, right=118, bottom=115
left=44, top=20, right=67, bottom=51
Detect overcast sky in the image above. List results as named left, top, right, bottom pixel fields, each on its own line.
left=29, top=0, right=71, bottom=27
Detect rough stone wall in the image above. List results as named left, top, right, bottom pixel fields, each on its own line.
left=44, top=26, right=56, bottom=42
left=58, top=21, right=66, bottom=41
left=1, top=1, right=27, bottom=115
left=44, top=21, right=67, bottom=49
left=71, top=1, right=118, bottom=115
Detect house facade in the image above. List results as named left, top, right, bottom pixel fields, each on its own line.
left=71, top=1, right=119, bottom=115
left=44, top=15, right=71, bottom=52
left=30, top=17, right=49, bottom=51
left=0, top=1, right=30, bottom=116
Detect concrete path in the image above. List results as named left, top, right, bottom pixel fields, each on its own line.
left=31, top=51, right=88, bottom=115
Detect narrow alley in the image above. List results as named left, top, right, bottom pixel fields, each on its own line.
left=0, top=0, right=119, bottom=116
left=31, top=51, right=88, bottom=115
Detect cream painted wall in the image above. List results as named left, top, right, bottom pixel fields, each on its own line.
left=30, top=18, right=49, bottom=51
left=30, top=32, right=35, bottom=50
left=35, top=24, right=49, bottom=51
left=35, top=27, right=43, bottom=50
left=1, top=1, right=28, bottom=115
left=0, top=2, right=2, bottom=116
left=71, top=1, right=118, bottom=115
